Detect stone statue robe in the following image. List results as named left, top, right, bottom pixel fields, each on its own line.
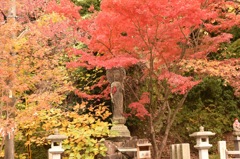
left=111, top=81, right=124, bottom=119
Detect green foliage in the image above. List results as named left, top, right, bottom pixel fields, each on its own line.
left=71, top=0, right=101, bottom=17
left=173, top=77, right=240, bottom=150
left=210, top=38, right=240, bottom=60
left=208, top=26, right=240, bottom=60
left=126, top=116, right=148, bottom=138
left=229, top=26, right=240, bottom=42
left=226, top=39, right=240, bottom=58
left=209, top=154, right=220, bottom=159
left=15, top=141, right=49, bottom=159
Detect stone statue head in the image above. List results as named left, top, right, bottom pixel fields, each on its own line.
left=106, top=67, right=126, bottom=83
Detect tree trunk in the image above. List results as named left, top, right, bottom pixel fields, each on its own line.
left=148, top=49, right=160, bottom=159
left=4, top=0, right=16, bottom=159
left=150, top=115, right=159, bottom=159
left=4, top=136, right=14, bottom=159
left=158, top=93, right=188, bottom=158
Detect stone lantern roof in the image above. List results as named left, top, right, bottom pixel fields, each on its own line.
left=189, top=126, right=215, bottom=137
left=46, top=129, right=67, bottom=141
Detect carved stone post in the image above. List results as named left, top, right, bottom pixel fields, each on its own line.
left=218, top=141, right=227, bottom=159
left=106, top=67, right=130, bottom=137
left=170, top=143, right=190, bottom=159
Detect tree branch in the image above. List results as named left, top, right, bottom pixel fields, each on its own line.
left=17, top=27, right=29, bottom=39
left=0, top=9, right=7, bottom=24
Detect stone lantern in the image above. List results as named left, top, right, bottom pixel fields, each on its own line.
left=46, top=129, right=67, bottom=159
left=190, top=126, right=215, bottom=159
left=232, top=118, right=240, bottom=157
left=136, top=139, right=151, bottom=159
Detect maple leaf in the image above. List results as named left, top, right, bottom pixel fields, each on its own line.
left=139, top=92, right=150, bottom=104
left=46, top=0, right=82, bottom=27
left=158, top=71, right=201, bottom=94
left=128, top=102, right=150, bottom=119
left=88, top=5, right=95, bottom=12
left=128, top=92, right=150, bottom=119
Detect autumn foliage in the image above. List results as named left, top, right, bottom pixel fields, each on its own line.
left=73, top=0, right=240, bottom=93
left=0, top=0, right=240, bottom=158
left=67, top=0, right=240, bottom=158
left=0, top=0, right=111, bottom=158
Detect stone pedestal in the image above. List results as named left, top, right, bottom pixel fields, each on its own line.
left=110, top=124, right=131, bottom=137
left=48, top=149, right=64, bottom=159
left=110, top=117, right=130, bottom=137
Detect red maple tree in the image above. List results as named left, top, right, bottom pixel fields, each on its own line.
left=62, top=0, right=240, bottom=158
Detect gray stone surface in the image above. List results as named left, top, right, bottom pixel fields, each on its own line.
left=110, top=124, right=131, bottom=138
left=106, top=67, right=126, bottom=120
left=103, top=137, right=138, bottom=159
left=170, top=143, right=190, bottom=159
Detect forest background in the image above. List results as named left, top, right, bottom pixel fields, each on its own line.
left=0, top=0, right=240, bottom=159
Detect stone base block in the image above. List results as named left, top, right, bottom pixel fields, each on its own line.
left=112, top=117, right=126, bottom=124
left=110, top=124, right=131, bottom=137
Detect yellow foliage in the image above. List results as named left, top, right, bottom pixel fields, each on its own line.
left=13, top=37, right=28, bottom=52
left=37, top=13, right=66, bottom=26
